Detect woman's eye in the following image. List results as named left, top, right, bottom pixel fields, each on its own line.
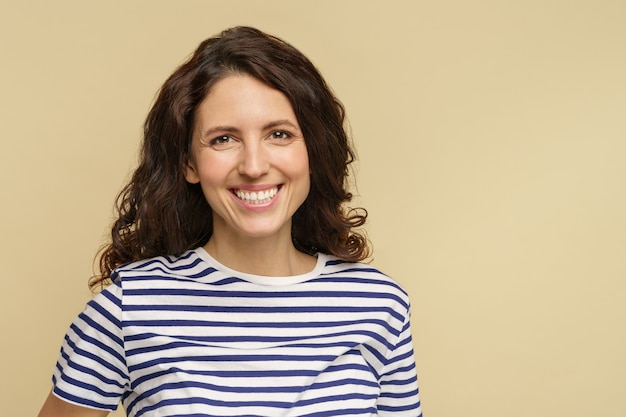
left=270, top=131, right=291, bottom=140
left=210, top=135, right=234, bottom=146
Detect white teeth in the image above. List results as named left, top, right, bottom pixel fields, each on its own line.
left=235, top=187, right=278, bottom=204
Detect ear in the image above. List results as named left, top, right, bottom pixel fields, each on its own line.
left=184, top=158, right=200, bottom=184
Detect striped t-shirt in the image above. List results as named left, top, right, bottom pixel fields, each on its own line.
left=52, top=248, right=422, bottom=416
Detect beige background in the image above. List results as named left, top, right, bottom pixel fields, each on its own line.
left=1, top=1, right=625, bottom=416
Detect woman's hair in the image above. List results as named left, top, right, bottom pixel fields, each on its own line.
left=92, top=26, right=369, bottom=290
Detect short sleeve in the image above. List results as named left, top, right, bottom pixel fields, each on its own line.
left=377, top=307, right=422, bottom=416
left=51, top=282, right=129, bottom=410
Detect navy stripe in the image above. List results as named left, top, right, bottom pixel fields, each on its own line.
left=123, top=288, right=408, bottom=308
left=127, top=353, right=339, bottom=373
left=379, top=387, right=420, bottom=399
left=125, top=329, right=395, bottom=356
left=301, top=408, right=378, bottom=417
left=53, top=386, right=119, bottom=411
left=124, top=318, right=396, bottom=330
left=57, top=373, right=122, bottom=398
left=377, top=399, right=422, bottom=413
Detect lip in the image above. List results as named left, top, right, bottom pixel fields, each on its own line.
left=231, top=184, right=281, bottom=192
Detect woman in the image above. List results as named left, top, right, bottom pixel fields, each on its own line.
left=38, top=26, right=422, bottom=416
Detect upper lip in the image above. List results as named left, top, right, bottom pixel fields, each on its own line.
left=230, top=184, right=281, bottom=192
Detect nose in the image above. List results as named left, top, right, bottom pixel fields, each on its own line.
left=238, top=141, right=270, bottom=178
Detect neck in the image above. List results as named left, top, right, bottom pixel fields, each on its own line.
left=204, top=234, right=316, bottom=277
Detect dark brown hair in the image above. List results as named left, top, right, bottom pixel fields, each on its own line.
left=92, top=26, right=369, bottom=290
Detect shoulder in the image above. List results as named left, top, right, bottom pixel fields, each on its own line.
left=320, top=255, right=403, bottom=287
left=110, top=249, right=209, bottom=283
left=318, top=254, right=411, bottom=307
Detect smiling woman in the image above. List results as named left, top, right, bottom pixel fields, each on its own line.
left=37, top=26, right=422, bottom=417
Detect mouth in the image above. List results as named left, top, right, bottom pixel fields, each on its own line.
left=232, top=186, right=280, bottom=205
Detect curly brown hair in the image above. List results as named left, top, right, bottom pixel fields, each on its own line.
left=91, top=26, right=369, bottom=290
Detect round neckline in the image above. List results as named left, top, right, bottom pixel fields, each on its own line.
left=194, top=247, right=327, bottom=286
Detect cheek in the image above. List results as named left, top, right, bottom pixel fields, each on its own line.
left=196, top=156, right=231, bottom=185
left=194, top=157, right=235, bottom=206
left=286, top=145, right=310, bottom=176
left=289, top=151, right=311, bottom=195
left=300, top=155, right=311, bottom=183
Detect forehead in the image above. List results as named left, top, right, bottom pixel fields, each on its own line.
left=196, top=75, right=297, bottom=126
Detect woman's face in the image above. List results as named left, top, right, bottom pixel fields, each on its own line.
left=186, top=74, right=310, bottom=243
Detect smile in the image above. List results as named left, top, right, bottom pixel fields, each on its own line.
left=233, top=186, right=279, bottom=204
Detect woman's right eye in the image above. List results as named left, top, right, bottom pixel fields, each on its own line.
left=210, top=135, right=234, bottom=146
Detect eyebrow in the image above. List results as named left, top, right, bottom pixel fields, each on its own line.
left=200, top=119, right=301, bottom=139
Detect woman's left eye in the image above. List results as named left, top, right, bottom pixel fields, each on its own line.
left=270, top=131, right=291, bottom=140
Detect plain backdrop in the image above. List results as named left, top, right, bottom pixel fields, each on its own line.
left=1, top=1, right=625, bottom=416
